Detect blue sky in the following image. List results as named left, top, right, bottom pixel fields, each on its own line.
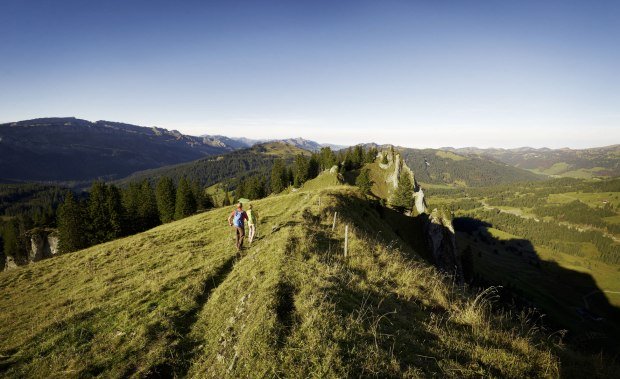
left=1, top=0, right=618, bottom=148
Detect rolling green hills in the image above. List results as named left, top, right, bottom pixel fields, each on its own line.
left=449, top=145, right=620, bottom=179
left=0, top=174, right=614, bottom=377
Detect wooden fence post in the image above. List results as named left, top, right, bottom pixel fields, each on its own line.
left=344, top=225, right=349, bottom=258
left=332, top=212, right=337, bottom=231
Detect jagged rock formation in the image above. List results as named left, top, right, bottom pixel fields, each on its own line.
left=412, top=177, right=427, bottom=214
left=28, top=229, right=59, bottom=261
left=426, top=208, right=463, bottom=282
left=414, top=187, right=427, bottom=214
left=379, top=149, right=426, bottom=214
left=3, top=228, right=59, bottom=271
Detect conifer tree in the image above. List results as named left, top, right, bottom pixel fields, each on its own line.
left=156, top=177, right=176, bottom=223
left=175, top=177, right=197, bottom=220
left=308, top=155, right=320, bottom=179
left=88, top=181, right=111, bottom=244
left=353, top=145, right=364, bottom=168
left=107, top=185, right=125, bottom=238
left=286, top=167, right=294, bottom=187
left=271, top=159, right=287, bottom=193
left=294, top=154, right=310, bottom=187
left=319, top=147, right=336, bottom=170
left=191, top=180, right=207, bottom=210
left=356, top=168, right=373, bottom=195
left=138, top=180, right=159, bottom=230
left=390, top=172, right=414, bottom=212
left=58, top=192, right=88, bottom=253
left=365, top=147, right=378, bottom=163
left=122, top=182, right=142, bottom=234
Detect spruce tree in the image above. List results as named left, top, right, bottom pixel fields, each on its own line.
left=138, top=180, right=159, bottom=229
left=156, top=177, right=176, bottom=223
left=294, top=154, right=309, bottom=187
left=308, top=155, right=320, bottom=179
left=286, top=167, right=294, bottom=187
left=191, top=180, right=206, bottom=210
left=107, top=185, right=125, bottom=238
left=353, top=145, right=364, bottom=168
left=122, top=182, right=142, bottom=234
left=319, top=147, right=336, bottom=170
left=271, top=159, right=287, bottom=193
left=175, top=177, right=197, bottom=220
left=381, top=153, right=388, bottom=165
left=58, top=192, right=88, bottom=253
left=365, top=147, right=378, bottom=163
left=390, top=172, right=414, bottom=212
left=236, top=179, right=247, bottom=200
left=356, top=168, right=373, bottom=195
left=88, top=181, right=111, bottom=245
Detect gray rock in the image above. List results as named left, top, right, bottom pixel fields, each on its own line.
left=3, top=228, right=60, bottom=271
left=414, top=187, right=427, bottom=214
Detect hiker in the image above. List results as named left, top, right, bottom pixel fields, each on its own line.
left=228, top=202, right=248, bottom=251
left=247, top=204, right=258, bottom=243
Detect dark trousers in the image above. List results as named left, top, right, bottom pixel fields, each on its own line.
left=235, top=226, right=245, bottom=250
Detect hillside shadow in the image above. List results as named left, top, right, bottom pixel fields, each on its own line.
left=454, top=216, right=620, bottom=356
left=320, top=191, right=620, bottom=357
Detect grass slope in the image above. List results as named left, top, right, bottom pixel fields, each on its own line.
left=0, top=177, right=613, bottom=377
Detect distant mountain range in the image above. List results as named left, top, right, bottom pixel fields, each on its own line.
left=445, top=145, right=620, bottom=179
left=205, top=135, right=346, bottom=152
left=0, top=117, right=338, bottom=183
left=1, top=117, right=617, bottom=184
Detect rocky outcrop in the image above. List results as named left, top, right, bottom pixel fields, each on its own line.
left=414, top=187, right=427, bottom=214
left=28, top=229, right=59, bottom=261
left=412, top=175, right=427, bottom=214
left=381, top=149, right=425, bottom=214
left=426, top=208, right=463, bottom=282
left=3, top=228, right=59, bottom=271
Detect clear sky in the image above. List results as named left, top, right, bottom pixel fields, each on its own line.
left=1, top=0, right=618, bottom=148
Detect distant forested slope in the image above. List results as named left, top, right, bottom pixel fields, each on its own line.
left=117, top=142, right=310, bottom=187
left=400, top=148, right=543, bottom=186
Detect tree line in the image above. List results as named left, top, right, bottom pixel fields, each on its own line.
left=237, top=145, right=379, bottom=200
left=57, top=178, right=213, bottom=254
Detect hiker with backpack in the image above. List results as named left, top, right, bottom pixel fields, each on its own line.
left=228, top=202, right=249, bottom=251
left=247, top=204, right=258, bottom=244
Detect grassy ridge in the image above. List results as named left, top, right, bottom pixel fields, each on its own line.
left=0, top=176, right=615, bottom=377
